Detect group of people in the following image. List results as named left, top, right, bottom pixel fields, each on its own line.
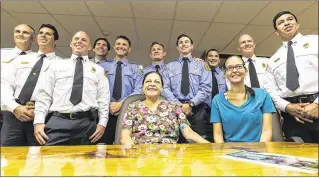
left=0, top=10, right=318, bottom=147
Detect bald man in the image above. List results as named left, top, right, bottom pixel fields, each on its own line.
left=34, top=31, right=110, bottom=145
left=236, top=34, right=269, bottom=88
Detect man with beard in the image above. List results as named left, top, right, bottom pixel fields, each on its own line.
left=1, top=24, right=62, bottom=146
left=92, top=37, right=111, bottom=65
left=100, top=35, right=140, bottom=144
left=264, top=11, right=318, bottom=143
left=33, top=31, right=110, bottom=145
left=163, top=34, right=212, bottom=142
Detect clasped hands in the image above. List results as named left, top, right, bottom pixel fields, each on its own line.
left=285, top=103, right=318, bottom=124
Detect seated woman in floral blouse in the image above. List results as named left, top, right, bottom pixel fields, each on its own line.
left=120, top=71, right=209, bottom=146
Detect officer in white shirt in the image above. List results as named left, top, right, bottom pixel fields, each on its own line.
left=93, top=37, right=110, bottom=65
left=264, top=11, right=318, bottom=143
left=1, top=24, right=62, bottom=146
left=34, top=31, right=110, bottom=146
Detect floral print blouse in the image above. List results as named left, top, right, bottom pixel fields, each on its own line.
left=121, top=100, right=190, bottom=144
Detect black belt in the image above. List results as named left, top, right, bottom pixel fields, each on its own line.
left=15, top=99, right=35, bottom=106
left=52, top=111, right=91, bottom=120
left=284, top=93, right=318, bottom=103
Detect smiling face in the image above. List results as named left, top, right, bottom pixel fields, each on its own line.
left=238, top=34, right=255, bottom=58
left=150, top=44, right=166, bottom=62
left=70, top=31, right=92, bottom=56
left=114, top=38, right=131, bottom=58
left=206, top=50, right=220, bottom=68
left=224, top=56, right=247, bottom=85
left=37, top=27, right=56, bottom=49
left=13, top=24, right=34, bottom=49
left=142, top=72, right=163, bottom=99
left=275, top=13, right=299, bottom=41
left=93, top=39, right=108, bottom=56
left=177, top=36, right=193, bottom=56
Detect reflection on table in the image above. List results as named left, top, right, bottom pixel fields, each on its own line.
left=1, top=142, right=318, bottom=176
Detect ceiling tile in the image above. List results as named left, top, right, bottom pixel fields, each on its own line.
left=135, top=19, right=172, bottom=49
left=10, top=12, right=72, bottom=47
left=55, top=49, right=68, bottom=58
left=132, top=2, right=176, bottom=19
left=1, top=1, right=47, bottom=13
left=54, top=15, right=102, bottom=45
left=175, top=1, right=222, bottom=21
left=1, top=10, right=20, bottom=47
left=95, top=16, right=137, bottom=49
left=197, top=23, right=245, bottom=52
left=222, top=25, right=274, bottom=55
left=255, top=34, right=282, bottom=56
left=214, top=1, right=269, bottom=24
left=251, top=1, right=314, bottom=26
left=56, top=47, right=72, bottom=58
left=86, top=1, right=132, bottom=17
left=170, top=21, right=210, bottom=49
left=297, top=3, right=318, bottom=29
left=299, top=28, right=316, bottom=35
left=40, top=1, right=90, bottom=15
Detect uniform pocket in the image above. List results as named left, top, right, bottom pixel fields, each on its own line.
left=55, top=70, right=73, bottom=90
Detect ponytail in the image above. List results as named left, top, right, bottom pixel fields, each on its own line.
left=245, top=85, right=255, bottom=97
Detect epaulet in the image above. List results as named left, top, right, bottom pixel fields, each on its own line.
left=162, top=66, right=168, bottom=73
left=204, top=63, right=211, bottom=71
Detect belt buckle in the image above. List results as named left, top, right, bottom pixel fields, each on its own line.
left=69, top=113, right=75, bottom=119
left=299, top=96, right=308, bottom=103
left=26, top=101, right=35, bottom=106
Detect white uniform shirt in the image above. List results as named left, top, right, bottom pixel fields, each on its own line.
left=1, top=47, right=33, bottom=70
left=263, top=33, right=318, bottom=111
left=226, top=55, right=269, bottom=89
left=34, top=54, right=110, bottom=127
left=1, top=51, right=62, bottom=112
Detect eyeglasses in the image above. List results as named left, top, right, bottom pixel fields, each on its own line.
left=225, top=64, right=245, bottom=71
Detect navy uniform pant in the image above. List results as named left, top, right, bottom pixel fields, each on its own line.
left=101, top=114, right=117, bottom=144
left=44, top=115, right=96, bottom=146
left=1, top=111, right=38, bottom=146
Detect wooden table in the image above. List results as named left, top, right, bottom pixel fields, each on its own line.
left=1, top=142, right=318, bottom=176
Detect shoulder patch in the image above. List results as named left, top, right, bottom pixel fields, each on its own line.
left=303, top=42, right=309, bottom=49
left=104, top=70, right=108, bottom=77
left=262, top=63, right=266, bottom=68
left=138, top=68, right=144, bottom=75
left=91, top=66, right=96, bottom=73
left=162, top=66, right=167, bottom=73
left=274, top=58, right=280, bottom=63
left=204, top=63, right=211, bottom=71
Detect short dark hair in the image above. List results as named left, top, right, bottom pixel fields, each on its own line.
left=116, top=35, right=131, bottom=47
left=39, top=24, right=59, bottom=40
left=222, top=56, right=255, bottom=97
left=205, top=49, right=219, bottom=59
left=273, top=11, right=298, bottom=30
left=150, top=42, right=165, bottom=51
left=176, top=34, right=193, bottom=46
left=93, top=38, right=110, bottom=51
left=142, top=71, right=164, bottom=88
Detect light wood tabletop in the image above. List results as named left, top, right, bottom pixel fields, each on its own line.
left=1, top=142, right=318, bottom=176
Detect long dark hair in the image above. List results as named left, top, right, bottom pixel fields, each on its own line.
left=142, top=71, right=164, bottom=87
left=222, top=56, right=255, bottom=97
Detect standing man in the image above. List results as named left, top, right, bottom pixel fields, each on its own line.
left=204, top=49, right=227, bottom=142
left=100, top=35, right=140, bottom=144
left=34, top=31, right=110, bottom=145
left=164, top=34, right=212, bottom=141
left=132, top=42, right=168, bottom=94
left=236, top=34, right=269, bottom=88
left=264, top=11, right=318, bottom=143
left=92, top=37, right=111, bottom=65
left=1, top=24, right=62, bottom=146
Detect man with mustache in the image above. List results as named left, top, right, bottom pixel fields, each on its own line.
left=163, top=34, right=212, bottom=142
left=100, top=35, right=140, bottom=144
left=33, top=31, right=110, bottom=145
left=1, top=24, right=62, bottom=146
left=236, top=34, right=269, bottom=88
left=93, top=37, right=111, bottom=65
left=264, top=11, right=318, bottom=143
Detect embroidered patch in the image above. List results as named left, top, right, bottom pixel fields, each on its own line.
left=104, top=70, right=108, bottom=77
left=138, top=68, right=144, bottom=75
left=162, top=66, right=167, bottom=73
left=204, top=63, right=211, bottom=71
left=262, top=63, right=266, bottom=68
left=303, top=42, right=309, bottom=49
left=274, top=58, right=280, bottom=63
left=91, top=67, right=96, bottom=73
left=20, top=61, right=29, bottom=64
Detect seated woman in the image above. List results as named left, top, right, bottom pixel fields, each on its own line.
left=120, top=71, right=209, bottom=146
left=211, top=56, right=276, bottom=143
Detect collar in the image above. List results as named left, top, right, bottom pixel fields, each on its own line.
left=212, top=66, right=222, bottom=74
left=14, top=46, right=32, bottom=55
left=178, top=56, right=193, bottom=63
left=95, top=58, right=107, bottom=64
left=37, top=51, right=56, bottom=60
left=114, top=58, right=128, bottom=66
left=151, top=61, right=165, bottom=70
left=71, top=54, right=90, bottom=62
left=283, top=33, right=302, bottom=47
left=242, top=55, right=257, bottom=63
